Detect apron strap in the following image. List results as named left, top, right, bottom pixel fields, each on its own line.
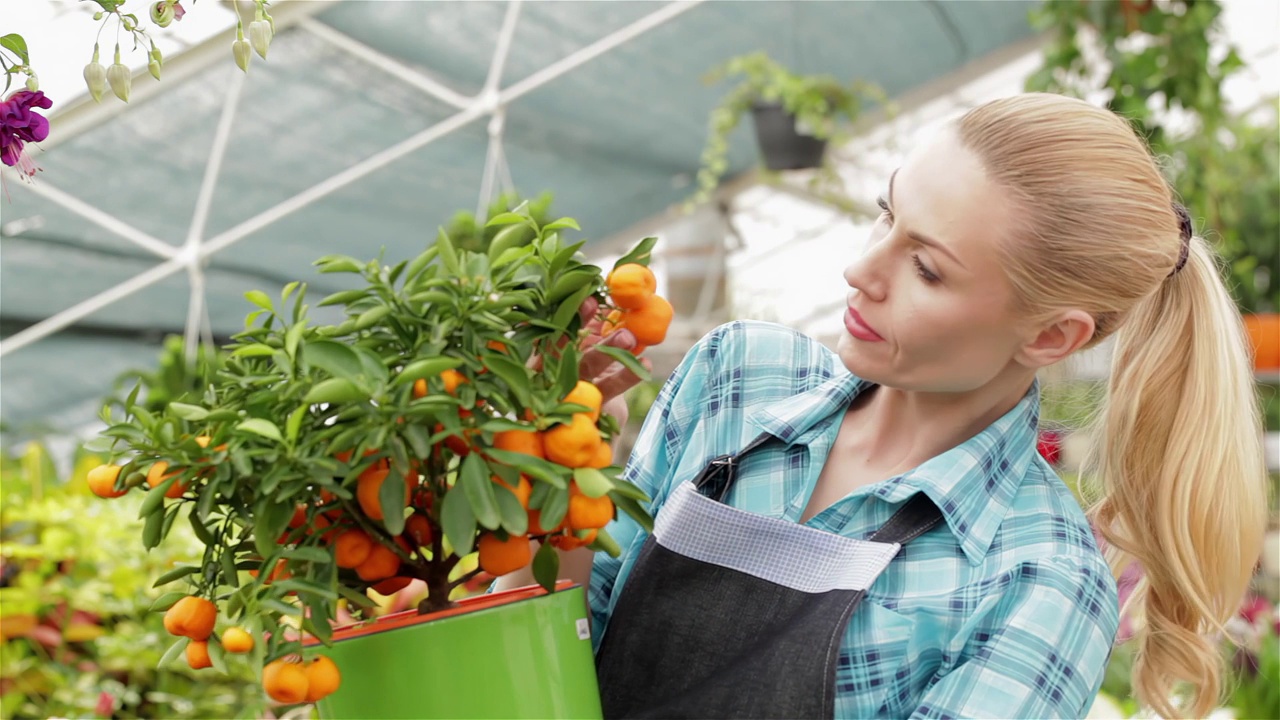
left=693, top=431, right=780, bottom=503
left=867, top=493, right=945, bottom=545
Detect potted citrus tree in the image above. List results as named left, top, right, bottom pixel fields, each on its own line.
left=83, top=208, right=673, bottom=718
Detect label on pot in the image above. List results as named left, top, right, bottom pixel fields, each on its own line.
left=576, top=618, right=591, bottom=640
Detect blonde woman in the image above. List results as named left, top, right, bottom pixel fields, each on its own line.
left=501, top=93, right=1268, bottom=719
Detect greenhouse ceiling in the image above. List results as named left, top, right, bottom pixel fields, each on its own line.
left=0, top=0, right=1038, bottom=435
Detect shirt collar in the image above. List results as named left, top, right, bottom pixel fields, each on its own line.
left=747, top=369, right=1041, bottom=566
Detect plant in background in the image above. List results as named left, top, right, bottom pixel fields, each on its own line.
left=445, top=191, right=556, bottom=255
left=111, top=335, right=226, bottom=416
left=692, top=52, right=890, bottom=212
left=82, top=207, right=670, bottom=707
left=1027, top=0, right=1279, bottom=314
left=0, top=442, right=264, bottom=720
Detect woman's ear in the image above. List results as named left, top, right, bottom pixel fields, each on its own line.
left=1015, top=309, right=1095, bottom=369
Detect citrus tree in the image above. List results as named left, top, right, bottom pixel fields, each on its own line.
left=81, top=209, right=671, bottom=706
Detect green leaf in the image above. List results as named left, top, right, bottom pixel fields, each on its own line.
left=379, top=469, right=407, bottom=536
left=460, top=453, right=501, bottom=530
left=152, top=565, right=201, bottom=588
left=402, top=423, right=432, bottom=458
left=610, top=492, right=654, bottom=534
left=262, top=598, right=303, bottom=617
left=401, top=247, right=439, bottom=286
left=190, top=508, right=218, bottom=544
left=0, top=34, right=30, bottom=64
left=196, top=482, right=219, bottom=523
left=272, top=579, right=339, bottom=601
left=479, top=417, right=532, bottom=433
left=254, top=501, right=293, bottom=558
left=440, top=483, right=477, bottom=556
left=142, top=507, right=165, bottom=550
left=336, top=584, right=379, bottom=611
left=208, top=637, right=229, bottom=674
left=284, top=547, right=332, bottom=564
left=221, top=550, right=239, bottom=587
left=606, top=479, right=651, bottom=504
left=485, top=212, right=533, bottom=228
left=317, top=289, right=369, bottom=307
left=494, top=482, right=529, bottom=536
left=285, top=321, right=306, bottom=359
left=484, top=448, right=567, bottom=488
left=591, top=344, right=652, bottom=384
left=158, top=637, right=189, bottom=669
left=149, top=592, right=188, bottom=613
left=237, top=418, right=284, bottom=442
left=302, top=341, right=364, bottom=383
left=614, top=237, right=658, bottom=269
left=393, top=357, right=464, bottom=386
left=546, top=268, right=597, bottom=304
left=556, top=345, right=580, bottom=397
left=303, top=378, right=367, bottom=405
left=588, top=527, right=623, bottom=557
left=552, top=282, right=596, bottom=330
left=542, top=217, right=581, bottom=232
left=315, top=255, right=364, bottom=274
left=282, top=281, right=300, bottom=304
left=138, top=478, right=172, bottom=520
left=539, top=487, right=569, bottom=532
left=204, top=409, right=241, bottom=423
left=352, top=305, right=391, bottom=331
left=168, top=402, right=209, bottom=421
left=481, top=355, right=533, bottom=407
left=573, top=468, right=613, bottom=498
left=244, top=290, right=274, bottom=312
left=531, top=541, right=560, bottom=592
left=436, top=227, right=462, bottom=276
left=286, top=404, right=308, bottom=444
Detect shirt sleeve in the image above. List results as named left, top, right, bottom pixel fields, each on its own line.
left=909, top=557, right=1119, bottom=720
left=588, top=324, right=725, bottom=640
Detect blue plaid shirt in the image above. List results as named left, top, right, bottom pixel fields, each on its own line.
left=591, top=321, right=1119, bottom=719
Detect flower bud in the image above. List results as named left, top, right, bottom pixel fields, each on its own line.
left=25, top=74, right=38, bottom=92
left=249, top=20, right=272, bottom=60
left=150, top=1, right=175, bottom=28
left=83, top=52, right=108, bottom=103
left=148, top=58, right=161, bottom=81
left=232, top=39, right=252, bottom=73
left=107, top=49, right=131, bottom=103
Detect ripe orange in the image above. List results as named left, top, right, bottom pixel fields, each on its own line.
left=563, top=380, right=603, bottom=422
left=404, top=513, right=434, bottom=548
left=304, top=655, right=342, bottom=703
left=186, top=640, right=213, bottom=669
left=86, top=464, right=127, bottom=499
left=412, top=378, right=428, bottom=399
left=622, top=294, right=673, bottom=346
left=549, top=529, right=598, bottom=551
left=356, top=462, right=410, bottom=522
left=333, top=530, right=374, bottom=569
left=587, top=442, right=613, bottom=469
left=433, top=424, right=474, bottom=457
left=163, top=596, right=217, bottom=641
left=493, top=475, right=532, bottom=509
left=1244, top=313, right=1279, bottom=370
left=250, top=559, right=291, bottom=586
left=440, top=369, right=466, bottom=395
left=147, top=461, right=188, bottom=499
left=544, top=414, right=603, bottom=468
left=221, top=627, right=254, bottom=654
left=492, top=428, right=545, bottom=459
left=568, top=490, right=615, bottom=530
left=355, top=543, right=401, bottom=582
left=263, top=658, right=310, bottom=704
left=607, top=264, right=657, bottom=310
left=477, top=533, right=532, bottom=576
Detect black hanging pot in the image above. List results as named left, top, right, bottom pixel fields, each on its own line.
left=749, top=102, right=828, bottom=171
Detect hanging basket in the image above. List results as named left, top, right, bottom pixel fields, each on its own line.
left=749, top=102, right=828, bottom=171
left=308, top=582, right=602, bottom=719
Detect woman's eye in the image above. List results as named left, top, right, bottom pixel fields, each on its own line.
left=912, top=254, right=940, bottom=284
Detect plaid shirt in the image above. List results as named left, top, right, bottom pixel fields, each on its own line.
left=591, top=321, right=1119, bottom=719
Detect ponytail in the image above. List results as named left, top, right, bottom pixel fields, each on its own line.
left=1085, top=236, right=1269, bottom=718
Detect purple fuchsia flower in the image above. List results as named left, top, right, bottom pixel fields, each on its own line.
left=0, top=89, right=53, bottom=176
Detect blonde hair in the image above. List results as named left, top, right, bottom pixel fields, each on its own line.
left=958, top=93, right=1269, bottom=719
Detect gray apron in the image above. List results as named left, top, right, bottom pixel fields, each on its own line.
left=595, top=432, right=943, bottom=719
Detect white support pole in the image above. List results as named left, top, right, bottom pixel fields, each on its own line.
left=0, top=257, right=188, bottom=357
left=500, top=1, right=705, bottom=105
left=476, top=110, right=506, bottom=218
left=484, top=1, right=524, bottom=94
left=297, top=17, right=473, bottom=110
left=12, top=180, right=178, bottom=259
left=183, top=265, right=207, bottom=361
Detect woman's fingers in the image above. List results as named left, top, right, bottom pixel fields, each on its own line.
left=592, top=354, right=652, bottom=403
left=579, top=329, right=637, bottom=387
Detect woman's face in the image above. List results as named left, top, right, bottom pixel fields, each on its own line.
left=836, top=127, right=1034, bottom=393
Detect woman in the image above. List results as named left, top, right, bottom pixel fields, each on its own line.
left=501, top=93, right=1269, bottom=719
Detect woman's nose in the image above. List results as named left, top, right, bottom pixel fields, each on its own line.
left=844, top=243, right=888, bottom=302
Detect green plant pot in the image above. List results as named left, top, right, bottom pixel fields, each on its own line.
left=313, top=583, right=602, bottom=719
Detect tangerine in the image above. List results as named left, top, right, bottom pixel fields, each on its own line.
left=163, top=596, right=217, bottom=640
left=304, top=655, right=342, bottom=703
left=221, top=627, right=254, bottom=654
left=186, top=640, right=212, bottom=669
left=477, top=533, right=531, bottom=576
left=86, top=464, right=127, bottom=499
left=263, top=658, right=309, bottom=704
left=333, top=530, right=374, bottom=569
left=568, top=491, right=615, bottom=530
left=147, top=461, right=188, bottom=499
left=544, top=413, right=602, bottom=468
left=622, top=294, right=673, bottom=346
left=607, top=264, right=657, bottom=310
left=563, top=380, right=603, bottom=422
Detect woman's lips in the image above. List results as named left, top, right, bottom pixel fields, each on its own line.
left=844, top=307, right=885, bottom=342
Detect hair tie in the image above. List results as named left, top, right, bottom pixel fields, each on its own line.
left=1168, top=203, right=1192, bottom=278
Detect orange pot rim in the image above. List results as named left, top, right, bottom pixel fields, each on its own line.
left=303, top=580, right=577, bottom=646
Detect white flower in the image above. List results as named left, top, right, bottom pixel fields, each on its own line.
left=249, top=20, right=272, bottom=60
left=233, top=39, right=252, bottom=73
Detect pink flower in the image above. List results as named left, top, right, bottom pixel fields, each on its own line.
left=1, top=89, right=53, bottom=177
left=1238, top=593, right=1273, bottom=625
left=172, top=1, right=186, bottom=20
left=94, top=690, right=114, bottom=717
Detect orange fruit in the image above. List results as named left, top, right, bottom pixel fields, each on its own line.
left=607, top=264, right=657, bottom=310
left=477, top=533, right=532, bottom=576
left=356, top=462, right=410, bottom=522
left=263, top=658, right=310, bottom=704
left=186, top=640, right=213, bottom=669
left=370, top=576, right=413, bottom=595
left=440, top=369, right=466, bottom=395
left=486, top=339, right=508, bottom=353
left=412, top=378, right=428, bottom=399
left=404, top=514, right=434, bottom=548
left=568, top=491, right=615, bottom=530
left=193, top=435, right=228, bottom=453
left=493, top=428, right=545, bottom=459
left=622, top=294, right=673, bottom=346
left=434, top=424, right=475, bottom=457
left=544, top=414, right=603, bottom=468
left=563, top=381, right=603, bottom=422
left=147, top=461, right=188, bottom=499
left=355, top=542, right=401, bottom=582
left=250, top=559, right=291, bottom=586
left=333, top=530, right=374, bottom=569
left=1244, top=313, right=1279, bottom=370
left=493, top=475, right=532, bottom=509
left=86, top=464, right=127, bottom=499
left=549, top=529, right=598, bottom=551
left=163, top=596, right=217, bottom=640
left=304, top=655, right=342, bottom=703
left=221, top=627, right=254, bottom=654
left=528, top=508, right=568, bottom=536
left=587, top=441, right=613, bottom=469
